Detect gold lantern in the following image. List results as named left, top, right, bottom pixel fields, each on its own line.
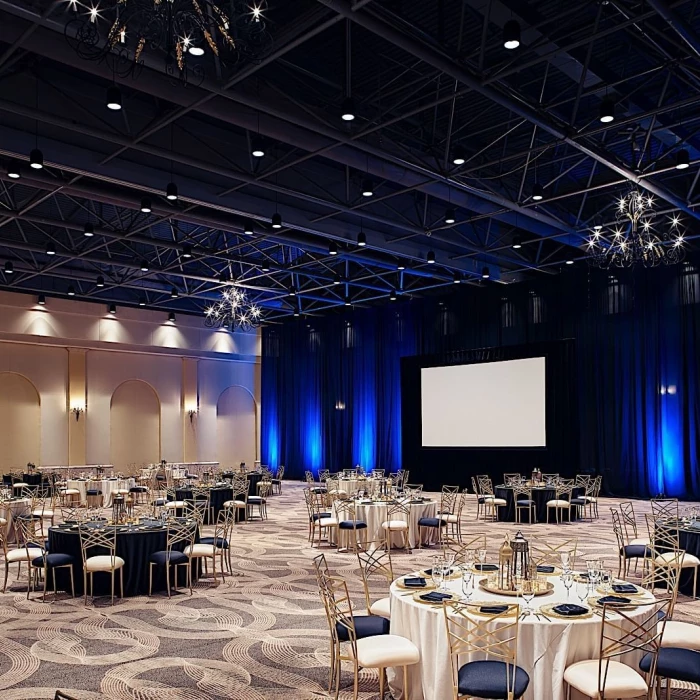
left=498, top=535, right=513, bottom=590
left=511, top=530, right=530, bottom=580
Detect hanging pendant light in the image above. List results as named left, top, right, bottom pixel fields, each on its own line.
left=600, top=97, right=615, bottom=123
left=251, top=135, right=265, bottom=158
left=96, top=275, right=105, bottom=287
left=532, top=182, right=544, bottom=201
left=166, top=182, right=178, bottom=201
left=83, top=222, right=94, bottom=237
left=361, top=179, right=374, bottom=197
left=6, top=161, right=20, bottom=179
left=427, top=250, right=435, bottom=264
left=444, top=208, right=456, bottom=224
left=29, top=148, right=44, bottom=169
left=357, top=231, right=367, bottom=247
left=503, top=20, right=521, bottom=49
left=482, top=266, right=490, bottom=279
left=140, top=197, right=152, bottom=213
left=106, top=85, right=122, bottom=110
left=676, top=149, right=690, bottom=170
left=243, top=220, right=255, bottom=235
left=340, top=97, right=356, bottom=121
left=271, top=212, right=282, bottom=229
left=4, top=261, right=13, bottom=274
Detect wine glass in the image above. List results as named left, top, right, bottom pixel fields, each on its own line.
left=463, top=549, right=475, bottom=571
left=431, top=561, right=444, bottom=591
left=478, top=548, right=487, bottom=571
left=577, top=581, right=589, bottom=605
left=461, top=569, right=473, bottom=602
left=522, top=579, right=535, bottom=614
left=445, top=551, right=456, bottom=573
left=560, top=552, right=571, bottom=574
left=562, top=572, right=573, bottom=596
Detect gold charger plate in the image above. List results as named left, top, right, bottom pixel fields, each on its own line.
left=478, top=578, right=554, bottom=597
left=534, top=566, right=562, bottom=577
left=412, top=591, right=457, bottom=605
left=396, top=577, right=436, bottom=591
left=469, top=601, right=519, bottom=617
left=588, top=595, right=644, bottom=610
left=539, top=603, right=594, bottom=620
left=595, top=584, right=645, bottom=597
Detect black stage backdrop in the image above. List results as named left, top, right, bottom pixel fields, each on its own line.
left=262, top=264, right=700, bottom=498
left=401, top=341, right=578, bottom=492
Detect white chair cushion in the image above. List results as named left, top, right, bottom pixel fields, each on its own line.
left=164, top=500, right=187, bottom=509
left=584, top=496, right=598, bottom=502
left=184, top=543, right=218, bottom=557
left=85, top=555, right=125, bottom=572
left=62, top=489, right=81, bottom=495
left=444, top=514, right=459, bottom=523
left=6, top=547, right=42, bottom=562
left=223, top=500, right=246, bottom=508
left=368, top=597, right=391, bottom=619
left=355, top=634, right=420, bottom=668
left=483, top=495, right=496, bottom=501
left=655, top=552, right=700, bottom=568
left=629, top=537, right=650, bottom=546
left=382, top=520, right=409, bottom=530
left=488, top=498, right=507, bottom=506
left=547, top=500, right=570, bottom=507
left=0, top=517, right=6, bottom=526
left=660, top=620, right=700, bottom=650
left=318, top=518, right=338, bottom=527
left=564, top=659, right=647, bottom=698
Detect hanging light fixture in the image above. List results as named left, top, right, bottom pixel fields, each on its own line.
left=344, top=296, right=351, bottom=306
left=138, top=297, right=146, bottom=306
left=600, top=97, right=615, bottom=123
left=482, top=266, right=490, bottom=279
left=96, top=275, right=105, bottom=287
left=38, top=294, right=46, bottom=305
left=109, top=304, right=117, bottom=314
left=29, top=148, right=44, bottom=169
left=243, top=220, right=255, bottom=235
left=168, top=311, right=176, bottom=322
left=389, top=289, right=397, bottom=301
left=444, top=208, right=456, bottom=225
left=181, top=244, right=193, bottom=258
left=140, top=260, right=149, bottom=272
left=453, top=272, right=461, bottom=284
left=6, top=161, right=20, bottom=179
left=140, top=197, right=152, bottom=213
left=271, top=212, right=282, bottom=229
left=166, top=182, right=178, bottom=201
left=171, top=287, right=179, bottom=298
left=261, top=262, right=270, bottom=272
left=676, top=149, right=690, bottom=170
left=503, top=20, right=521, bottom=49
left=361, top=179, right=374, bottom=197
left=452, top=148, right=466, bottom=166
left=328, top=241, right=338, bottom=255
left=204, top=285, right=263, bottom=331
left=397, top=262, right=406, bottom=271
left=532, top=182, right=544, bottom=201
left=45, top=244, right=56, bottom=256
left=83, top=222, right=94, bottom=237
left=4, top=261, right=13, bottom=274
left=333, top=274, right=341, bottom=285
left=67, top=285, right=76, bottom=296
left=512, top=235, right=522, bottom=249
left=340, top=97, right=356, bottom=121
left=357, top=231, right=367, bottom=247
left=106, top=85, right=122, bottom=110
left=427, top=250, right=435, bottom=264
left=251, top=135, right=265, bottom=158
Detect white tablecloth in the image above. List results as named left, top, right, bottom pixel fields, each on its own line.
left=335, top=478, right=379, bottom=494
left=0, top=499, right=29, bottom=543
left=388, top=574, right=655, bottom=700
left=332, top=499, right=437, bottom=548
left=66, top=478, right=135, bottom=507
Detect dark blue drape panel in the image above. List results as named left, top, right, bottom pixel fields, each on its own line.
left=262, top=264, right=700, bottom=498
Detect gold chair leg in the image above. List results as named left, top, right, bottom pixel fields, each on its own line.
left=69, top=566, right=75, bottom=598
left=378, top=667, right=385, bottom=699
left=403, top=665, right=409, bottom=700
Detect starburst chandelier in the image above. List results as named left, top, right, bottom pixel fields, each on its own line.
left=587, top=189, right=686, bottom=269
left=64, top=0, right=271, bottom=85
left=204, top=286, right=262, bottom=331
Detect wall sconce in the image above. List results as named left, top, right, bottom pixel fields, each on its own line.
left=187, top=406, right=199, bottom=423
left=71, top=405, right=85, bottom=421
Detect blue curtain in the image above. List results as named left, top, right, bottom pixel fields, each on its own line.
left=262, top=264, right=700, bottom=498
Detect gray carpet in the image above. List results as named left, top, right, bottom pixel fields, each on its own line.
left=0, top=483, right=699, bottom=699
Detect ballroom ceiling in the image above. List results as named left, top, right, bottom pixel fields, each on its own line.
left=0, top=0, right=699, bottom=322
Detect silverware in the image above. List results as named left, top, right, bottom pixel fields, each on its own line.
left=539, top=611, right=552, bottom=622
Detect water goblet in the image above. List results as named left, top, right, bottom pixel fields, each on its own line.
left=522, top=579, right=535, bottom=615
left=562, top=572, right=573, bottom=596
left=577, top=581, right=589, bottom=605
left=431, top=564, right=444, bottom=591
left=461, top=569, right=473, bottom=602
left=478, top=548, right=487, bottom=570
left=560, top=552, right=571, bottom=573
left=464, top=549, right=475, bottom=571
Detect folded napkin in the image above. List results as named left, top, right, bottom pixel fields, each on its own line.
left=537, top=565, right=555, bottom=573
left=612, top=583, right=637, bottom=594
left=474, top=563, right=498, bottom=572
left=402, top=577, right=427, bottom=588
left=424, top=568, right=454, bottom=576
left=479, top=605, right=508, bottom=614
left=552, top=603, right=588, bottom=616
left=579, top=572, right=610, bottom=581
left=419, top=591, right=452, bottom=603
left=598, top=595, right=631, bottom=605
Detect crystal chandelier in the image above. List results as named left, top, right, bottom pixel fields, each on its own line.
left=204, top=286, right=262, bottom=331
left=64, top=0, right=271, bottom=85
left=587, top=189, right=686, bottom=269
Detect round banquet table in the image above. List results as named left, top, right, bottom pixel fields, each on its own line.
left=175, top=486, right=233, bottom=523
left=335, top=478, right=379, bottom=495
left=246, top=472, right=263, bottom=495
left=0, top=498, right=30, bottom=543
left=677, top=523, right=700, bottom=596
left=331, top=499, right=437, bottom=549
left=47, top=521, right=200, bottom=597
left=66, top=478, right=135, bottom=507
left=388, top=573, right=656, bottom=700
left=495, top=486, right=584, bottom=523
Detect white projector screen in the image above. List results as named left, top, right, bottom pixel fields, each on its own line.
left=420, top=357, right=546, bottom=447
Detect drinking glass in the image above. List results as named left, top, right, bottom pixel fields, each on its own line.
left=602, top=569, right=613, bottom=594
left=577, top=581, right=589, bottom=605
left=478, top=548, right=487, bottom=570
left=461, top=569, right=473, bottom=602
left=562, top=572, right=573, bottom=596
left=514, top=576, right=524, bottom=609
left=445, top=552, right=456, bottom=572
left=432, top=564, right=444, bottom=591
left=560, top=552, right=571, bottom=573
left=522, top=579, right=535, bottom=614
left=464, top=549, right=475, bottom=571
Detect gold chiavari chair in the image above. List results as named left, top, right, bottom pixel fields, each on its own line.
left=442, top=600, right=529, bottom=700
left=148, top=518, right=195, bottom=597
left=184, top=512, right=227, bottom=584
left=619, top=501, right=649, bottom=546
left=530, top=537, right=578, bottom=572
left=512, top=484, right=537, bottom=524
left=470, top=476, right=487, bottom=521
left=477, top=476, right=507, bottom=521
left=650, top=497, right=679, bottom=522
left=584, top=475, right=602, bottom=519
left=247, top=480, right=272, bottom=520
left=503, top=473, right=522, bottom=486
left=610, top=508, right=647, bottom=578
left=545, top=479, right=574, bottom=524
left=356, top=542, right=394, bottom=620
left=202, top=507, right=235, bottom=574
left=308, top=489, right=338, bottom=548
left=223, top=475, right=249, bottom=524
left=78, top=523, right=124, bottom=605
left=4, top=515, right=43, bottom=595
left=441, top=532, right=487, bottom=568
left=188, top=485, right=212, bottom=524
left=439, top=487, right=467, bottom=541
left=336, top=500, right=368, bottom=552
left=563, top=598, right=671, bottom=700
left=321, top=574, right=419, bottom=700
left=271, top=465, right=285, bottom=494
left=381, top=499, right=411, bottom=552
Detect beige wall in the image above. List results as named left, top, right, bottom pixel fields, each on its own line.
left=0, top=291, right=261, bottom=474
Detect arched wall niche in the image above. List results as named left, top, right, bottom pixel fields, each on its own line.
left=216, top=385, right=258, bottom=469
left=0, top=372, right=41, bottom=471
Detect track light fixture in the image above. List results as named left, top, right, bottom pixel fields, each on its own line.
left=271, top=212, right=282, bottom=229
left=328, top=241, right=338, bottom=255
left=181, top=244, right=193, bottom=258
left=106, top=85, right=122, bottom=110
left=4, top=261, right=13, bottom=274
left=67, top=285, right=75, bottom=296
left=109, top=304, right=116, bottom=314
left=243, top=220, right=255, bottom=235
left=38, top=294, right=46, bottom=305
left=503, top=20, right=521, bottom=50
left=29, top=148, right=44, bottom=169
left=83, top=222, right=94, bottom=237
left=46, top=244, right=55, bottom=256
left=532, top=182, right=544, bottom=201
left=6, top=161, right=20, bottom=179
left=512, top=235, right=522, bottom=249
left=357, top=231, right=367, bottom=247
left=361, top=179, right=374, bottom=197
left=166, top=182, right=178, bottom=201
left=96, top=275, right=105, bottom=287
left=140, top=197, right=152, bottom=213
left=340, top=97, right=356, bottom=121
left=427, top=250, right=435, bottom=264
left=138, top=297, right=146, bottom=306
left=389, top=289, right=397, bottom=301
left=168, top=311, right=176, bottom=322
left=170, top=287, right=179, bottom=298
left=140, top=260, right=149, bottom=272
left=444, top=208, right=456, bottom=225
left=452, top=148, right=466, bottom=166
left=599, top=97, right=615, bottom=123
left=482, top=266, right=490, bottom=279
left=251, top=136, right=265, bottom=158
left=676, top=149, right=690, bottom=170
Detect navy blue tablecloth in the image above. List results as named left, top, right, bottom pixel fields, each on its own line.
left=47, top=524, right=200, bottom=597
left=678, top=526, right=700, bottom=597
left=175, top=487, right=233, bottom=523
left=495, top=486, right=583, bottom=523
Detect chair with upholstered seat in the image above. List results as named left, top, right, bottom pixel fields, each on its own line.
left=271, top=465, right=285, bottom=495
left=308, top=490, right=338, bottom=548
left=564, top=598, right=670, bottom=700
left=184, top=513, right=227, bottom=583
left=2, top=515, right=43, bottom=594
left=320, top=573, right=418, bottom=700
left=645, top=515, right=699, bottom=598
left=200, top=509, right=234, bottom=574
left=530, top=537, right=578, bottom=572
left=651, top=497, right=679, bottom=522
left=148, top=518, right=195, bottom=596
left=31, top=487, right=56, bottom=535
left=513, top=485, right=537, bottom=524
left=546, top=481, right=574, bottom=524
left=78, top=523, right=124, bottom=605
left=356, top=542, right=393, bottom=620
left=335, top=501, right=367, bottom=552
left=619, top=501, right=649, bottom=547
left=247, top=480, right=272, bottom=520
left=223, top=476, right=249, bottom=524
left=443, top=600, right=529, bottom=700
left=477, top=476, right=507, bottom=521
left=441, top=533, right=487, bottom=568
left=381, top=500, right=411, bottom=552
left=418, top=487, right=459, bottom=547
left=441, top=488, right=468, bottom=541
left=85, top=488, right=103, bottom=508
left=163, top=486, right=187, bottom=514
left=611, top=508, right=649, bottom=578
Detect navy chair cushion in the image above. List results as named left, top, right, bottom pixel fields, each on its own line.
left=248, top=496, right=265, bottom=503
left=516, top=499, right=535, bottom=505
left=152, top=498, right=168, bottom=506
left=335, top=614, right=390, bottom=642
left=570, top=498, right=587, bottom=505
left=32, top=553, right=74, bottom=568
left=149, top=550, right=189, bottom=566
left=621, top=544, right=651, bottom=558
left=458, top=660, right=530, bottom=699
left=477, top=497, right=486, bottom=504
left=338, top=520, right=368, bottom=529
left=86, top=489, right=102, bottom=495
left=640, top=648, right=700, bottom=684
left=130, top=486, right=148, bottom=492
left=418, top=517, right=447, bottom=528
left=311, top=512, right=332, bottom=521
left=200, top=536, right=229, bottom=549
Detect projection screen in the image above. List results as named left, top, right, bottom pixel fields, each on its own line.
left=420, top=357, right=546, bottom=447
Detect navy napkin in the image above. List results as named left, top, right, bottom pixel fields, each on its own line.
left=612, top=584, right=637, bottom=594
left=402, top=577, right=427, bottom=588
left=479, top=605, right=508, bottom=614
left=474, top=564, right=498, bottom=572
left=537, top=565, right=555, bottom=573
left=579, top=572, right=610, bottom=581
left=552, top=603, right=588, bottom=616
left=419, top=591, right=452, bottom=603
left=598, top=595, right=631, bottom=605
left=424, top=568, right=455, bottom=576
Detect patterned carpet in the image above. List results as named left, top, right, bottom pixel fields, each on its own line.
left=0, top=483, right=699, bottom=699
